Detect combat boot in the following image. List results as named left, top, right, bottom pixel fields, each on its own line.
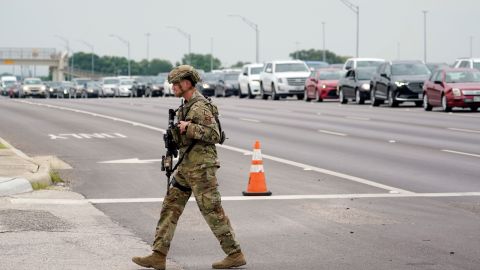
left=212, top=251, right=246, bottom=269
left=132, top=251, right=166, bottom=270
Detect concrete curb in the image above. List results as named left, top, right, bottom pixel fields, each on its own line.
left=0, top=177, right=33, bottom=196
left=0, top=137, right=52, bottom=195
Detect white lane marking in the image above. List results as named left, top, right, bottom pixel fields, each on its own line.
left=345, top=116, right=370, bottom=121
left=447, top=128, right=480, bottom=134
left=318, top=129, right=348, bottom=137
left=10, top=192, right=480, bottom=205
left=18, top=100, right=411, bottom=194
left=219, top=144, right=412, bottom=194
left=98, top=158, right=162, bottom=164
left=388, top=140, right=396, bottom=143
left=239, top=118, right=261, bottom=123
left=441, top=150, right=480, bottom=158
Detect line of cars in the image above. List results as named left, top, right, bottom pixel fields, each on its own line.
left=1, top=75, right=168, bottom=99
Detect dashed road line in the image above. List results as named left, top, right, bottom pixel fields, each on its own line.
left=318, top=129, right=348, bottom=137
left=239, top=118, right=261, bottom=123
left=441, top=150, right=480, bottom=158
left=447, top=128, right=480, bottom=134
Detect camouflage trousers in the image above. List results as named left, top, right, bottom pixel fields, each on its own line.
left=152, top=166, right=241, bottom=256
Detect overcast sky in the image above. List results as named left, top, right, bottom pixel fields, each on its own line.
left=1, top=0, right=479, bottom=75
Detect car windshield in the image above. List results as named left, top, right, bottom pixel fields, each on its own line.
left=250, top=67, right=263, bottom=75
left=62, top=82, right=73, bottom=87
left=88, top=82, right=101, bottom=87
left=24, top=79, right=42, bottom=85
left=104, top=79, right=119, bottom=84
left=49, top=82, right=62, bottom=87
left=356, top=69, right=376, bottom=80
left=357, top=61, right=384, bottom=68
left=319, top=70, right=343, bottom=80
left=306, top=62, right=329, bottom=70
left=4, top=80, right=16, bottom=86
left=275, top=63, right=309, bottom=73
left=445, top=71, right=480, bottom=83
left=75, top=79, right=90, bottom=84
left=204, top=73, right=219, bottom=81
left=224, top=73, right=240, bottom=81
left=392, top=63, right=430, bottom=76
left=121, top=80, right=134, bottom=85
left=473, top=62, right=480, bottom=70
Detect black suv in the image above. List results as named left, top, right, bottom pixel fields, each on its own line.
left=370, top=60, right=431, bottom=107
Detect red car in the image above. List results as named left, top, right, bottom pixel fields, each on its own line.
left=304, top=68, right=343, bottom=102
left=423, top=68, right=480, bottom=112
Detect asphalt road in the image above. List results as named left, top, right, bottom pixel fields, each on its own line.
left=1, top=96, right=479, bottom=270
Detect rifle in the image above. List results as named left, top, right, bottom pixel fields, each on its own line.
left=161, top=108, right=178, bottom=195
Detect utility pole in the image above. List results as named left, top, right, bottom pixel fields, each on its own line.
left=167, top=26, right=191, bottom=65
left=110, top=34, right=131, bottom=77
left=229, top=14, right=260, bottom=63
left=78, top=40, right=94, bottom=77
left=470, top=36, right=474, bottom=58
left=210, top=37, right=214, bottom=72
left=340, top=0, right=359, bottom=57
left=322, top=22, right=326, bottom=62
left=422, top=10, right=428, bottom=63
left=145, top=33, right=151, bottom=74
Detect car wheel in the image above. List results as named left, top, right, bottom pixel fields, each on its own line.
left=388, top=90, right=398, bottom=107
left=470, top=106, right=479, bottom=112
left=304, top=89, right=311, bottom=102
left=442, top=95, right=452, bottom=112
left=247, top=85, right=255, bottom=99
left=272, top=84, right=279, bottom=100
left=423, top=94, right=433, bottom=111
left=339, top=88, right=347, bottom=104
left=355, top=89, right=365, bottom=104
left=371, top=90, right=380, bottom=107
left=315, top=90, right=323, bottom=102
left=260, top=83, right=268, bottom=100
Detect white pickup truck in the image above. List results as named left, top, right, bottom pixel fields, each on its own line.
left=259, top=60, right=310, bottom=100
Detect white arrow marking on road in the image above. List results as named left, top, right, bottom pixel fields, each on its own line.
left=49, top=134, right=68, bottom=140
left=98, top=158, right=163, bottom=164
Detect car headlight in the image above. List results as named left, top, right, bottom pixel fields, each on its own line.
left=322, top=84, right=327, bottom=89
left=23, top=86, right=28, bottom=91
left=277, top=78, right=285, bottom=84
left=202, top=83, right=210, bottom=88
left=40, top=86, right=46, bottom=91
left=452, top=88, right=462, bottom=97
left=361, top=83, right=370, bottom=90
left=49, top=88, right=54, bottom=92
left=395, top=81, right=408, bottom=87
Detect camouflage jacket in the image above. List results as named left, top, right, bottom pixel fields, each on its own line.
left=171, top=90, right=221, bottom=169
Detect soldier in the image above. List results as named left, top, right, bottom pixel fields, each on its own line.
left=132, top=65, right=246, bottom=270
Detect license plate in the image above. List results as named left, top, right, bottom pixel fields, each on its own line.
left=418, top=93, right=423, bottom=99
left=474, top=96, right=480, bottom=102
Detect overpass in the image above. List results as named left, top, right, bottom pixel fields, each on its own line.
left=0, top=48, right=67, bottom=81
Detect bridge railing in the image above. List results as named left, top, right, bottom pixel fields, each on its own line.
left=0, top=48, right=59, bottom=60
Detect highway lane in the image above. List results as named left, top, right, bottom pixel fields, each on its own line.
left=1, top=97, right=480, bottom=270
left=14, top=97, right=480, bottom=193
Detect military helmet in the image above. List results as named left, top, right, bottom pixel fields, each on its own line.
left=168, top=65, right=201, bottom=84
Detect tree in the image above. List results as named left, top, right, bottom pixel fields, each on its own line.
left=181, top=53, right=221, bottom=72
left=230, top=61, right=250, bottom=68
left=289, top=49, right=350, bottom=64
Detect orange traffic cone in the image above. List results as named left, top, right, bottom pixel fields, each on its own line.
left=242, top=140, right=272, bottom=196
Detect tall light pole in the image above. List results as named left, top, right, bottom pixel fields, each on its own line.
left=54, top=35, right=71, bottom=80
left=78, top=40, right=94, bottom=77
left=295, top=41, right=300, bottom=59
left=340, top=0, right=359, bottom=57
left=469, top=36, right=473, bottom=57
left=167, top=26, right=191, bottom=65
left=145, top=33, right=151, bottom=74
left=210, top=37, right=214, bottom=72
left=422, top=10, right=428, bottom=63
left=229, top=14, right=259, bottom=63
left=322, top=22, right=326, bottom=62
left=110, top=34, right=131, bottom=77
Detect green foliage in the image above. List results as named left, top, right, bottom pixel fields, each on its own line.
left=230, top=61, right=250, bottom=68
left=289, top=49, right=350, bottom=64
left=72, top=52, right=173, bottom=76
left=181, top=53, right=222, bottom=72
left=49, top=171, right=64, bottom=184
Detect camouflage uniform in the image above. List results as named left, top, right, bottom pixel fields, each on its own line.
left=152, top=90, right=241, bottom=256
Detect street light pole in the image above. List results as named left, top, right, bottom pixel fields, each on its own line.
left=470, top=36, right=474, bottom=58
left=322, top=22, right=326, bottom=62
left=167, top=26, right=191, bottom=65
left=78, top=40, right=94, bottom=77
left=110, top=34, right=131, bottom=77
left=145, top=33, right=151, bottom=74
left=339, top=0, right=359, bottom=57
left=54, top=35, right=70, bottom=80
left=210, top=37, right=214, bottom=72
left=422, top=10, right=428, bottom=63
left=229, top=14, right=260, bottom=63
